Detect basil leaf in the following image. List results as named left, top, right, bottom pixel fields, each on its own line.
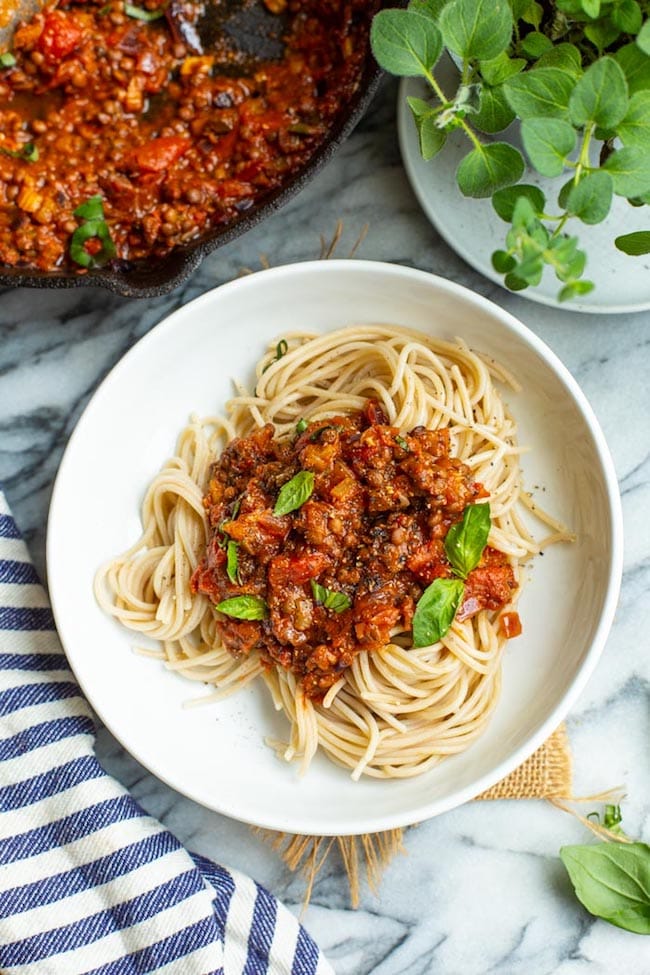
left=274, top=471, right=315, bottom=516
left=560, top=842, right=650, bottom=934
left=310, top=579, right=351, bottom=613
left=412, top=578, right=465, bottom=647
left=296, top=418, right=308, bottom=434
left=370, top=8, right=443, bottom=78
left=615, top=230, right=650, bottom=255
left=226, top=540, right=239, bottom=585
left=215, top=595, right=268, bottom=620
left=0, top=52, right=16, bottom=68
left=444, top=503, right=491, bottom=579
left=394, top=434, right=410, bottom=451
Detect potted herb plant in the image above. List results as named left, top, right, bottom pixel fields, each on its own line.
left=371, top=0, right=650, bottom=302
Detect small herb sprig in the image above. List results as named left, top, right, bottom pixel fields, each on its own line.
left=560, top=803, right=650, bottom=934
left=411, top=502, right=491, bottom=647
left=371, top=0, right=650, bottom=301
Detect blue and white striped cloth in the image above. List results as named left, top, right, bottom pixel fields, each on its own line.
left=0, top=491, right=333, bottom=975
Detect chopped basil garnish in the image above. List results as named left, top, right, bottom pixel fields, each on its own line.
left=124, top=3, right=166, bottom=20
left=1, top=142, right=38, bottom=162
left=412, top=578, right=465, bottom=647
left=215, top=594, right=268, bottom=620
left=444, top=502, right=491, bottom=580
left=296, top=418, right=308, bottom=434
left=226, top=540, right=239, bottom=585
left=0, top=53, right=16, bottom=68
left=310, top=580, right=351, bottom=613
left=273, top=470, right=314, bottom=516
left=69, top=195, right=116, bottom=269
left=394, top=435, right=410, bottom=451
left=262, top=339, right=289, bottom=373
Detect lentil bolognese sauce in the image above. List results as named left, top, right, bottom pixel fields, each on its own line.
left=191, top=403, right=518, bottom=700
left=95, top=325, right=572, bottom=778
left=0, top=0, right=374, bottom=273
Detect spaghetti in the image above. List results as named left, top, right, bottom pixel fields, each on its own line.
left=94, top=325, right=570, bottom=779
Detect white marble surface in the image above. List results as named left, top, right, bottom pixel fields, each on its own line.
left=1, top=79, right=649, bottom=973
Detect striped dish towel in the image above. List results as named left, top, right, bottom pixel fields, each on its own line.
left=0, top=491, right=333, bottom=975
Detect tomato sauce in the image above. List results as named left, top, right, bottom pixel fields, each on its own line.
left=192, top=402, right=518, bottom=699
left=0, top=0, right=374, bottom=272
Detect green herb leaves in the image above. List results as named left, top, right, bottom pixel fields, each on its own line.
left=372, top=0, right=650, bottom=303
left=615, top=229, right=650, bottom=254
left=70, top=195, right=116, bottom=269
left=226, top=541, right=239, bottom=585
left=1, top=142, right=39, bottom=162
left=215, top=595, right=268, bottom=620
left=0, top=53, right=16, bottom=68
left=310, top=580, right=351, bottom=613
left=124, top=3, right=166, bottom=20
left=444, top=502, right=491, bottom=578
left=370, top=8, right=442, bottom=77
left=412, top=578, right=465, bottom=647
left=412, top=502, right=491, bottom=647
left=560, top=842, right=650, bottom=935
left=274, top=471, right=314, bottom=516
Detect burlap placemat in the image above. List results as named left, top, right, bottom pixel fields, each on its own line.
left=257, top=724, right=572, bottom=906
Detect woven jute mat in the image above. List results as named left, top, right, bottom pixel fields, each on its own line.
left=257, top=724, right=572, bottom=907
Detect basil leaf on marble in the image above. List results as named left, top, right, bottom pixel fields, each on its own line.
left=215, top=595, right=268, bottom=620
left=444, top=503, right=491, bottom=579
left=274, top=470, right=314, bottom=516
left=310, top=580, right=351, bottom=613
left=560, top=842, right=650, bottom=935
left=412, top=577, right=465, bottom=647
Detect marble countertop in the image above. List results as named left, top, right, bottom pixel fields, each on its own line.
left=1, top=78, right=649, bottom=974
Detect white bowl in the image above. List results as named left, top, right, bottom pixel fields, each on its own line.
left=47, top=260, right=623, bottom=835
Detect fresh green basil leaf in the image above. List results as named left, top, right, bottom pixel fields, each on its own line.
left=603, top=146, right=650, bottom=197
left=615, top=43, right=650, bottom=94
left=521, top=117, right=576, bottom=176
left=615, top=230, right=650, bottom=254
left=480, top=52, right=526, bottom=86
left=613, top=0, right=642, bottom=34
left=215, top=594, right=268, bottom=620
left=0, top=52, right=16, bottom=68
left=444, top=503, right=491, bottom=579
left=637, top=18, right=650, bottom=56
left=370, top=9, right=443, bottom=77
left=618, top=91, right=650, bottom=150
left=492, top=248, right=517, bottom=272
left=439, top=0, right=513, bottom=62
left=310, top=579, right=352, bottom=613
left=492, top=183, right=546, bottom=220
left=565, top=171, right=613, bottom=224
left=226, top=540, right=239, bottom=585
left=560, top=842, right=650, bottom=934
left=503, top=67, right=574, bottom=119
left=569, top=57, right=629, bottom=128
left=473, top=84, right=516, bottom=133
left=521, top=31, right=553, bottom=58
left=274, top=470, right=315, bottom=516
left=558, top=279, right=595, bottom=301
left=407, top=96, right=447, bottom=158
left=456, top=142, right=524, bottom=197
left=412, top=578, right=465, bottom=647
left=533, top=42, right=582, bottom=77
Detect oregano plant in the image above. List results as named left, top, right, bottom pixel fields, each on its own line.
left=371, top=0, right=650, bottom=301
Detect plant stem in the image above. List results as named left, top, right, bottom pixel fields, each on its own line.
left=574, top=122, right=595, bottom=186
left=423, top=66, right=483, bottom=151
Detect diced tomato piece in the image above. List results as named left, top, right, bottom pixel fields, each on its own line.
left=499, top=611, right=522, bottom=639
left=216, top=179, right=253, bottom=200
left=129, top=136, right=191, bottom=173
left=268, top=551, right=329, bottom=587
left=38, top=12, right=84, bottom=61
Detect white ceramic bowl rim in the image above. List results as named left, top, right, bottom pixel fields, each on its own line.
left=47, top=260, right=624, bottom=834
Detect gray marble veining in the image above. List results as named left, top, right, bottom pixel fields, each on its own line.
left=1, top=78, right=649, bottom=974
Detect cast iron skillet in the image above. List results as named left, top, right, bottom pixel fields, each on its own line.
left=0, top=2, right=385, bottom=298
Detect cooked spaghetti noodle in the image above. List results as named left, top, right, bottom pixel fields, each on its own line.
left=94, top=325, right=570, bottom=779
